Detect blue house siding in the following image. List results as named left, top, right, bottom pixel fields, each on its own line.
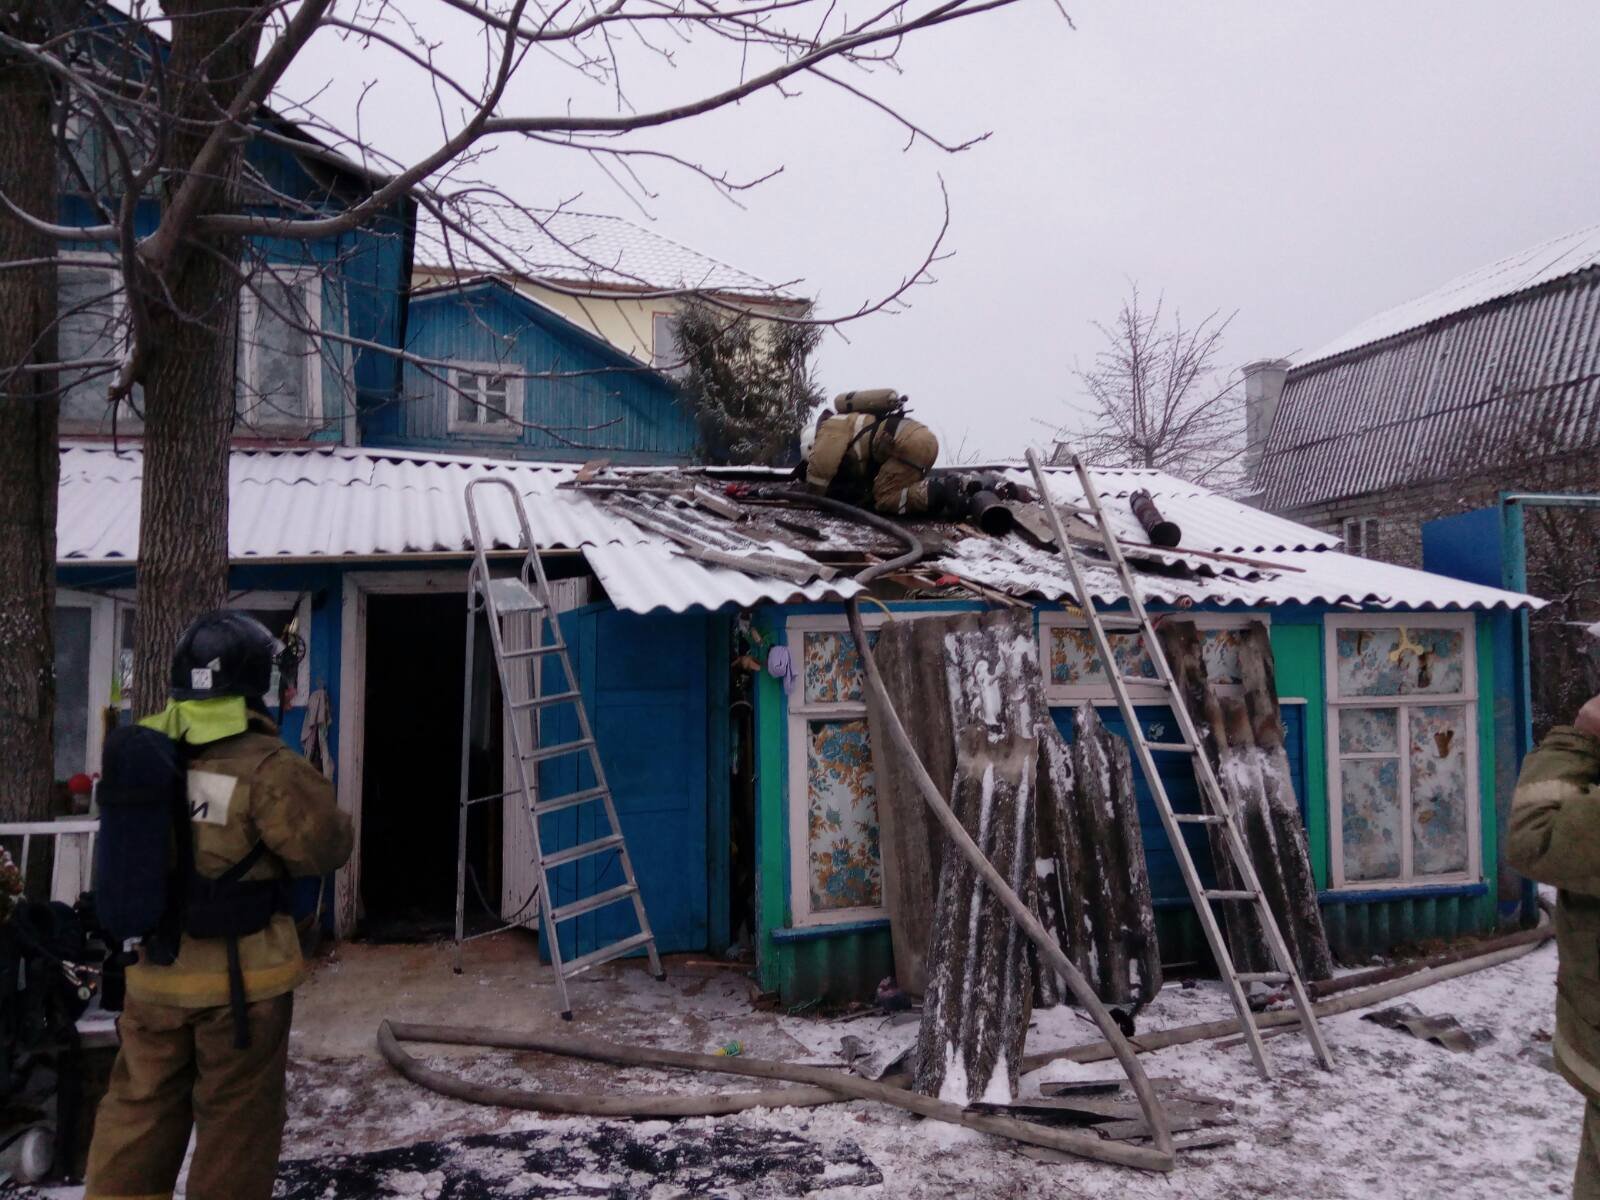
left=384, top=283, right=697, bottom=464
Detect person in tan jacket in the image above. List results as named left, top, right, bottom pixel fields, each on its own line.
left=85, top=611, right=353, bottom=1200
left=1509, top=695, right=1600, bottom=1199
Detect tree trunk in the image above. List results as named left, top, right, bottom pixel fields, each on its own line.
left=130, top=0, right=265, bottom=714
left=914, top=611, right=1036, bottom=1105
left=0, top=0, right=61, bottom=821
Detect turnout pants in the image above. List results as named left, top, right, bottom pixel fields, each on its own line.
left=85, top=993, right=293, bottom=1200
left=1578, top=1100, right=1600, bottom=1200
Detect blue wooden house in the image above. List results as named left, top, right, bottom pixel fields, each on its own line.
left=54, top=445, right=1542, bottom=1002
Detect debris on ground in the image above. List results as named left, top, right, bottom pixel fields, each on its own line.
left=1361, top=1004, right=1493, bottom=1053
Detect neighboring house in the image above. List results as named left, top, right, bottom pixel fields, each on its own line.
left=1248, top=222, right=1600, bottom=568
left=53, top=447, right=1540, bottom=997
left=1247, top=222, right=1600, bottom=736
left=377, top=277, right=697, bottom=463
left=413, top=204, right=810, bottom=375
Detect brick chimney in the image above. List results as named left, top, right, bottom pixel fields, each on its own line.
left=1241, top=358, right=1290, bottom=488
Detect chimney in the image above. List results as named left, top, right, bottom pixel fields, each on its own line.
left=1241, top=358, right=1290, bottom=487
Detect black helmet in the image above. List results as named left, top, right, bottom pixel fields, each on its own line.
left=170, top=610, right=277, bottom=700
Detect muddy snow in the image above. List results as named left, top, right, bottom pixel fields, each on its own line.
left=36, top=940, right=1580, bottom=1198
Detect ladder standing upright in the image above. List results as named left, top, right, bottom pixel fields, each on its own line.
left=1025, top=448, right=1333, bottom=1079
left=455, top=478, right=664, bottom=1018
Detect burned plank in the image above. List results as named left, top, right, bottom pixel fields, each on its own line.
left=1237, top=624, right=1334, bottom=981
left=862, top=615, right=957, bottom=998
left=913, top=611, right=1038, bottom=1105
left=1032, top=734, right=1091, bottom=1008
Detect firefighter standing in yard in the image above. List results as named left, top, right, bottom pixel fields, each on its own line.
left=85, top=611, right=353, bottom=1200
left=1509, top=693, right=1600, bottom=1199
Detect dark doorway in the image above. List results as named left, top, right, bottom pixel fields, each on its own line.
left=359, top=592, right=499, bottom=940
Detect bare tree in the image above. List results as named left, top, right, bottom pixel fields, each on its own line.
left=0, top=0, right=1042, bottom=805
left=1056, top=284, right=1244, bottom=487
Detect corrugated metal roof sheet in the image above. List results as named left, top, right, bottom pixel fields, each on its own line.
left=55, top=445, right=857, bottom=614
left=56, top=444, right=1540, bottom=614
left=415, top=203, right=787, bottom=298
left=1295, top=222, right=1600, bottom=368
left=1258, top=263, right=1600, bottom=511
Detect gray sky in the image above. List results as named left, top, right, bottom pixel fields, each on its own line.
left=285, top=1, right=1600, bottom=460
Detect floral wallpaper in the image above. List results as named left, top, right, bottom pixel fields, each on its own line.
left=1048, top=626, right=1156, bottom=687
left=1409, top=704, right=1470, bottom=875
left=1198, top=627, right=1247, bottom=687
left=1338, top=706, right=1399, bottom=755
left=1340, top=757, right=1403, bottom=881
left=1334, top=627, right=1466, bottom=698
left=805, top=718, right=882, bottom=912
left=803, top=630, right=876, bottom=704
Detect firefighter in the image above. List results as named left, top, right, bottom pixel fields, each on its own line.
left=85, top=611, right=354, bottom=1200
left=803, top=389, right=944, bottom=516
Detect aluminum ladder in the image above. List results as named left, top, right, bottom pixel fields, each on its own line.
left=1025, top=447, right=1334, bottom=1078
left=455, top=477, right=664, bottom=1018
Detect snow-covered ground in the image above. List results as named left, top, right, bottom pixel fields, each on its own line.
left=39, top=939, right=1580, bottom=1198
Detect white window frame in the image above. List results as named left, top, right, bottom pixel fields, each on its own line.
left=1341, top=517, right=1379, bottom=559
left=786, top=612, right=891, bottom=927
left=57, top=251, right=139, bottom=427
left=1038, top=611, right=1268, bottom=704
left=238, top=269, right=324, bottom=429
left=108, top=589, right=312, bottom=711
left=1324, top=612, right=1481, bottom=891
left=651, top=310, right=687, bottom=380
left=55, top=589, right=116, bottom=777
left=444, top=362, right=522, bottom=437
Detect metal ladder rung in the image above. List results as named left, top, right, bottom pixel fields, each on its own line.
left=561, top=931, right=654, bottom=981
left=533, top=786, right=609, bottom=816
left=502, top=643, right=565, bottom=660
left=1174, top=812, right=1225, bottom=825
left=1236, top=971, right=1291, bottom=985
left=522, top=738, right=595, bottom=764
left=1118, top=675, right=1161, bottom=687
left=1203, top=889, right=1260, bottom=901
left=542, top=833, right=624, bottom=869
left=551, top=883, right=637, bottom=923
left=512, top=689, right=582, bottom=711
left=1144, top=740, right=1195, bottom=753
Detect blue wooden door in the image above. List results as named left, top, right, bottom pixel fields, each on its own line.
left=537, top=606, right=710, bottom=959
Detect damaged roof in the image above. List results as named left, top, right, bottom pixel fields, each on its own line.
left=56, top=443, right=1540, bottom=614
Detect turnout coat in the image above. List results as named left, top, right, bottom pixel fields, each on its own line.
left=1509, top=726, right=1600, bottom=1101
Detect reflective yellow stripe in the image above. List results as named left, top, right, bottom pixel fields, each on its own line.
left=1556, top=1029, right=1600, bottom=1097
left=124, top=958, right=306, bottom=1008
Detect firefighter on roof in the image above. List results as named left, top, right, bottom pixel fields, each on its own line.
left=802, top=389, right=943, bottom=516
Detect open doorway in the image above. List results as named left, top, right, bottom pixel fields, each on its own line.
left=358, top=592, right=499, bottom=940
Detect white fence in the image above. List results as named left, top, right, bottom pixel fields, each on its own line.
left=0, top=820, right=99, bottom=905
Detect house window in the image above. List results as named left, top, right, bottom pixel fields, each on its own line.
left=786, top=615, right=885, bottom=926
left=1038, top=612, right=1265, bottom=704
left=1342, top=517, right=1379, bottom=559
left=652, top=311, right=686, bottom=380
left=113, top=592, right=313, bottom=713
left=56, top=256, right=140, bottom=428
left=238, top=273, right=324, bottom=431
left=1325, top=614, right=1479, bottom=889
left=446, top=364, right=521, bottom=436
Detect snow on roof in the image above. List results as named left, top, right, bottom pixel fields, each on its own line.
left=56, top=445, right=1540, bottom=613
left=414, top=203, right=791, bottom=299
left=1295, top=222, right=1600, bottom=369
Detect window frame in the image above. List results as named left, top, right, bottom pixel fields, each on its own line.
left=1341, top=517, right=1379, bottom=559
left=444, top=361, right=523, bottom=438
left=651, top=310, right=687, bottom=380
left=238, top=269, right=325, bottom=430
left=1323, top=612, right=1481, bottom=891
left=1038, top=610, right=1269, bottom=704
left=785, top=611, right=890, bottom=928
left=56, top=251, right=139, bottom=428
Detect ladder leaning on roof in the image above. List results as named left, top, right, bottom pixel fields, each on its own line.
left=1024, top=447, right=1334, bottom=1080
left=454, top=477, right=665, bottom=1018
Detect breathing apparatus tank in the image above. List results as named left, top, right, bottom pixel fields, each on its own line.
left=833, top=389, right=905, bottom=416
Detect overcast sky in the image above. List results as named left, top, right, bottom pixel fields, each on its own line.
left=285, top=2, right=1600, bottom=459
